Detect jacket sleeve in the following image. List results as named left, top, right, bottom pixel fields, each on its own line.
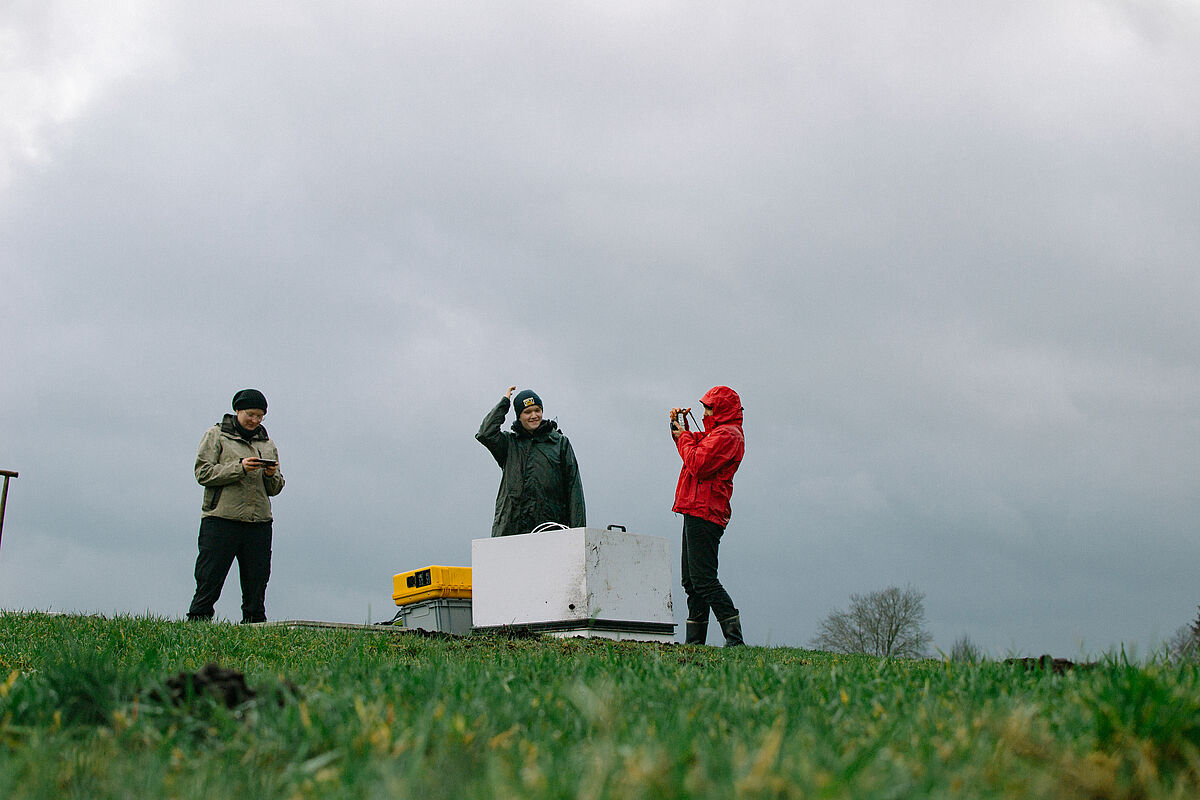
left=264, top=473, right=285, bottom=496
left=562, top=438, right=586, bottom=528
left=195, top=428, right=245, bottom=487
left=475, top=397, right=511, bottom=467
left=264, top=455, right=285, bottom=497
left=676, top=428, right=740, bottom=481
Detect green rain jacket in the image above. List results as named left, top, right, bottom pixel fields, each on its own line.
left=196, top=414, right=285, bottom=522
left=476, top=396, right=586, bottom=537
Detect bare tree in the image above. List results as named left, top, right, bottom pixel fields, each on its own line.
left=811, top=585, right=933, bottom=658
left=1167, top=624, right=1199, bottom=663
left=1166, top=606, right=1200, bottom=663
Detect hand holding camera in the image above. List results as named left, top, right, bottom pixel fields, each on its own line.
left=241, top=457, right=278, bottom=475
left=670, top=407, right=695, bottom=439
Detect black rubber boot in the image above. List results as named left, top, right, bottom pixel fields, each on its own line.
left=685, top=619, right=709, bottom=645
left=718, top=614, right=745, bottom=647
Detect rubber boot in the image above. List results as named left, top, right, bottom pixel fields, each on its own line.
left=685, top=619, right=709, bottom=645
left=718, top=614, right=745, bottom=647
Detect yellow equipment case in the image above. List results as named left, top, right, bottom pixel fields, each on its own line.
left=392, top=565, right=472, bottom=607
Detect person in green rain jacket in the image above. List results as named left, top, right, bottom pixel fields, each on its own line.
left=476, top=386, right=586, bottom=537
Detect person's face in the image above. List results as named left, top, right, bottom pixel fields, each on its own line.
left=519, top=405, right=543, bottom=431
left=236, top=408, right=266, bottom=430
left=703, top=404, right=714, bottom=418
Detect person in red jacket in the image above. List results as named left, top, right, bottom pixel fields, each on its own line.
left=670, top=385, right=745, bottom=646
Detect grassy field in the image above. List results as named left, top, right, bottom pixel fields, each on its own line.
left=2, top=613, right=1199, bottom=799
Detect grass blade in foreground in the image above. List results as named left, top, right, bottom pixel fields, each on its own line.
left=1, top=613, right=1198, bottom=798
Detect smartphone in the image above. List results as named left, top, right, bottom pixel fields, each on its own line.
left=255, top=459, right=277, bottom=467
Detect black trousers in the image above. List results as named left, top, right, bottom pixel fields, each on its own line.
left=187, top=516, right=272, bottom=623
left=680, top=514, right=738, bottom=623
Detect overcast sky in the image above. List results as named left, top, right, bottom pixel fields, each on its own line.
left=2, top=1, right=1198, bottom=657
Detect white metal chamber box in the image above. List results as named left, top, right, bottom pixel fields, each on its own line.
left=471, top=526, right=675, bottom=642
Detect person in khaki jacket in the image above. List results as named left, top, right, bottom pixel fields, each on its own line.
left=186, top=389, right=284, bottom=623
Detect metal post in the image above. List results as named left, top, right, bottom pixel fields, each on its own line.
left=0, top=470, right=17, bottom=559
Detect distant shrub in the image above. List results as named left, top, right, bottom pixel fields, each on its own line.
left=949, top=634, right=986, bottom=663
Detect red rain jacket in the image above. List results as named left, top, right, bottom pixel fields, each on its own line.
left=672, top=386, right=744, bottom=527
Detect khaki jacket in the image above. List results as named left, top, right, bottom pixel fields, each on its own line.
left=196, top=415, right=285, bottom=522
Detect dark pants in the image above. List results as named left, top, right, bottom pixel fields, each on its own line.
left=187, top=516, right=272, bottom=623
left=680, top=514, right=738, bottom=623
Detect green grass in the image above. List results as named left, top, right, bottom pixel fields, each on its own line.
left=2, top=613, right=1199, bottom=798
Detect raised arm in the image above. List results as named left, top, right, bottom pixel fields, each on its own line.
left=475, top=392, right=513, bottom=467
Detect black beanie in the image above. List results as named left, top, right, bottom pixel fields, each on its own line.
left=232, top=388, right=268, bottom=412
left=512, top=389, right=543, bottom=414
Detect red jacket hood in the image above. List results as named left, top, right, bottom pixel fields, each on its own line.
left=700, top=386, right=743, bottom=428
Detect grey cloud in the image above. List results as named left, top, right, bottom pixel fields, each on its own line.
left=2, top=2, right=1198, bottom=656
